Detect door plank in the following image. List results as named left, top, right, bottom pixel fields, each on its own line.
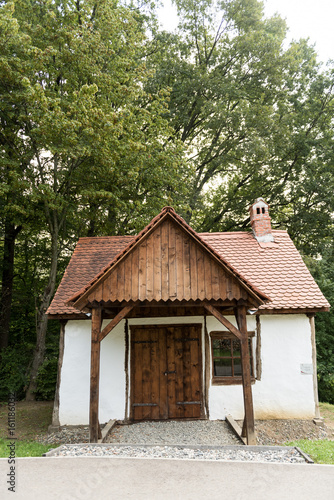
left=150, top=328, right=160, bottom=420
left=141, top=329, right=152, bottom=420
left=158, top=328, right=168, bottom=419
left=131, top=329, right=143, bottom=420
left=173, top=327, right=185, bottom=419
left=182, top=327, right=193, bottom=418
left=189, top=325, right=201, bottom=418
left=166, top=327, right=178, bottom=418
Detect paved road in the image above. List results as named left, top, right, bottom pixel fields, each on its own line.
left=1, top=456, right=333, bottom=500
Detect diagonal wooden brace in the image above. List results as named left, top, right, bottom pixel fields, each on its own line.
left=203, top=302, right=242, bottom=340
left=99, top=304, right=135, bottom=342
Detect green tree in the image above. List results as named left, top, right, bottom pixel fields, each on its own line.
left=146, top=0, right=334, bottom=254
left=0, top=1, right=38, bottom=352
left=305, top=250, right=334, bottom=404
left=0, top=0, right=187, bottom=399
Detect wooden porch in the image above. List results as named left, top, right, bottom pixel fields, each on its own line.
left=88, top=299, right=257, bottom=444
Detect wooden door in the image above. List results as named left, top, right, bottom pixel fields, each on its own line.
left=130, top=324, right=202, bottom=420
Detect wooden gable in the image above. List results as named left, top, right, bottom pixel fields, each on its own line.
left=76, top=216, right=259, bottom=307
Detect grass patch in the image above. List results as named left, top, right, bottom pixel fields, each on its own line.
left=0, top=401, right=53, bottom=441
left=286, top=439, right=334, bottom=465
left=0, top=438, right=56, bottom=458
left=319, top=402, right=334, bottom=423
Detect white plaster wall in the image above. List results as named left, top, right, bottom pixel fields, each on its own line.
left=59, top=314, right=315, bottom=424
left=59, top=319, right=126, bottom=425
left=208, top=314, right=315, bottom=420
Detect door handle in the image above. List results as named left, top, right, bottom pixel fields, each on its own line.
left=164, top=370, right=176, bottom=375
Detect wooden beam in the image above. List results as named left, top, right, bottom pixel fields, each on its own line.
left=236, top=305, right=256, bottom=445
left=203, top=301, right=256, bottom=445
left=98, top=304, right=134, bottom=342
left=225, top=415, right=247, bottom=445
left=309, top=314, right=321, bottom=419
left=241, top=418, right=247, bottom=437
left=203, top=302, right=242, bottom=340
left=257, top=307, right=330, bottom=315
left=89, top=307, right=102, bottom=443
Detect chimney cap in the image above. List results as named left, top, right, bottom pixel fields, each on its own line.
left=249, top=198, right=269, bottom=211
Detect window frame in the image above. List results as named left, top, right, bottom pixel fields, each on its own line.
left=210, top=331, right=255, bottom=385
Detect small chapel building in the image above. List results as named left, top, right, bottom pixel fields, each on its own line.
left=47, top=199, right=329, bottom=443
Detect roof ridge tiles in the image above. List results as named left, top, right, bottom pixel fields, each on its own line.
left=78, top=235, right=135, bottom=241
left=200, top=230, right=288, bottom=235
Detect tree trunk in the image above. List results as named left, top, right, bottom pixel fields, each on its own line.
left=0, top=220, right=22, bottom=351
left=25, top=223, right=59, bottom=401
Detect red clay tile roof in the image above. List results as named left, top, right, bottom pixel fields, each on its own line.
left=200, top=231, right=329, bottom=311
left=47, top=236, right=134, bottom=316
left=47, top=214, right=330, bottom=316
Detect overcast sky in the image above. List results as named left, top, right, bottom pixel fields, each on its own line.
left=158, top=0, right=334, bottom=64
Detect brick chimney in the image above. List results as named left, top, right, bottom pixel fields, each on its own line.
left=249, top=198, right=274, bottom=242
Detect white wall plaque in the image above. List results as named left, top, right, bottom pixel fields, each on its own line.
left=300, top=364, right=313, bottom=375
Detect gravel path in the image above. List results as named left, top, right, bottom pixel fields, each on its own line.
left=42, top=421, right=312, bottom=463
left=106, top=420, right=241, bottom=446
left=37, top=418, right=331, bottom=458
left=48, top=444, right=308, bottom=463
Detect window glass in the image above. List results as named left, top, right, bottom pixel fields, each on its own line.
left=233, top=359, right=242, bottom=376
left=214, top=358, right=232, bottom=376
left=212, top=338, right=231, bottom=357
left=232, top=339, right=241, bottom=357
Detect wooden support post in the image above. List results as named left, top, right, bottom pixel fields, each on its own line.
left=89, top=307, right=102, bottom=443
left=236, top=305, right=256, bottom=445
left=309, top=314, right=321, bottom=419
left=241, top=418, right=247, bottom=437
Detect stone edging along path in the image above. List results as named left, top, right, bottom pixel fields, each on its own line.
left=43, top=443, right=314, bottom=464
